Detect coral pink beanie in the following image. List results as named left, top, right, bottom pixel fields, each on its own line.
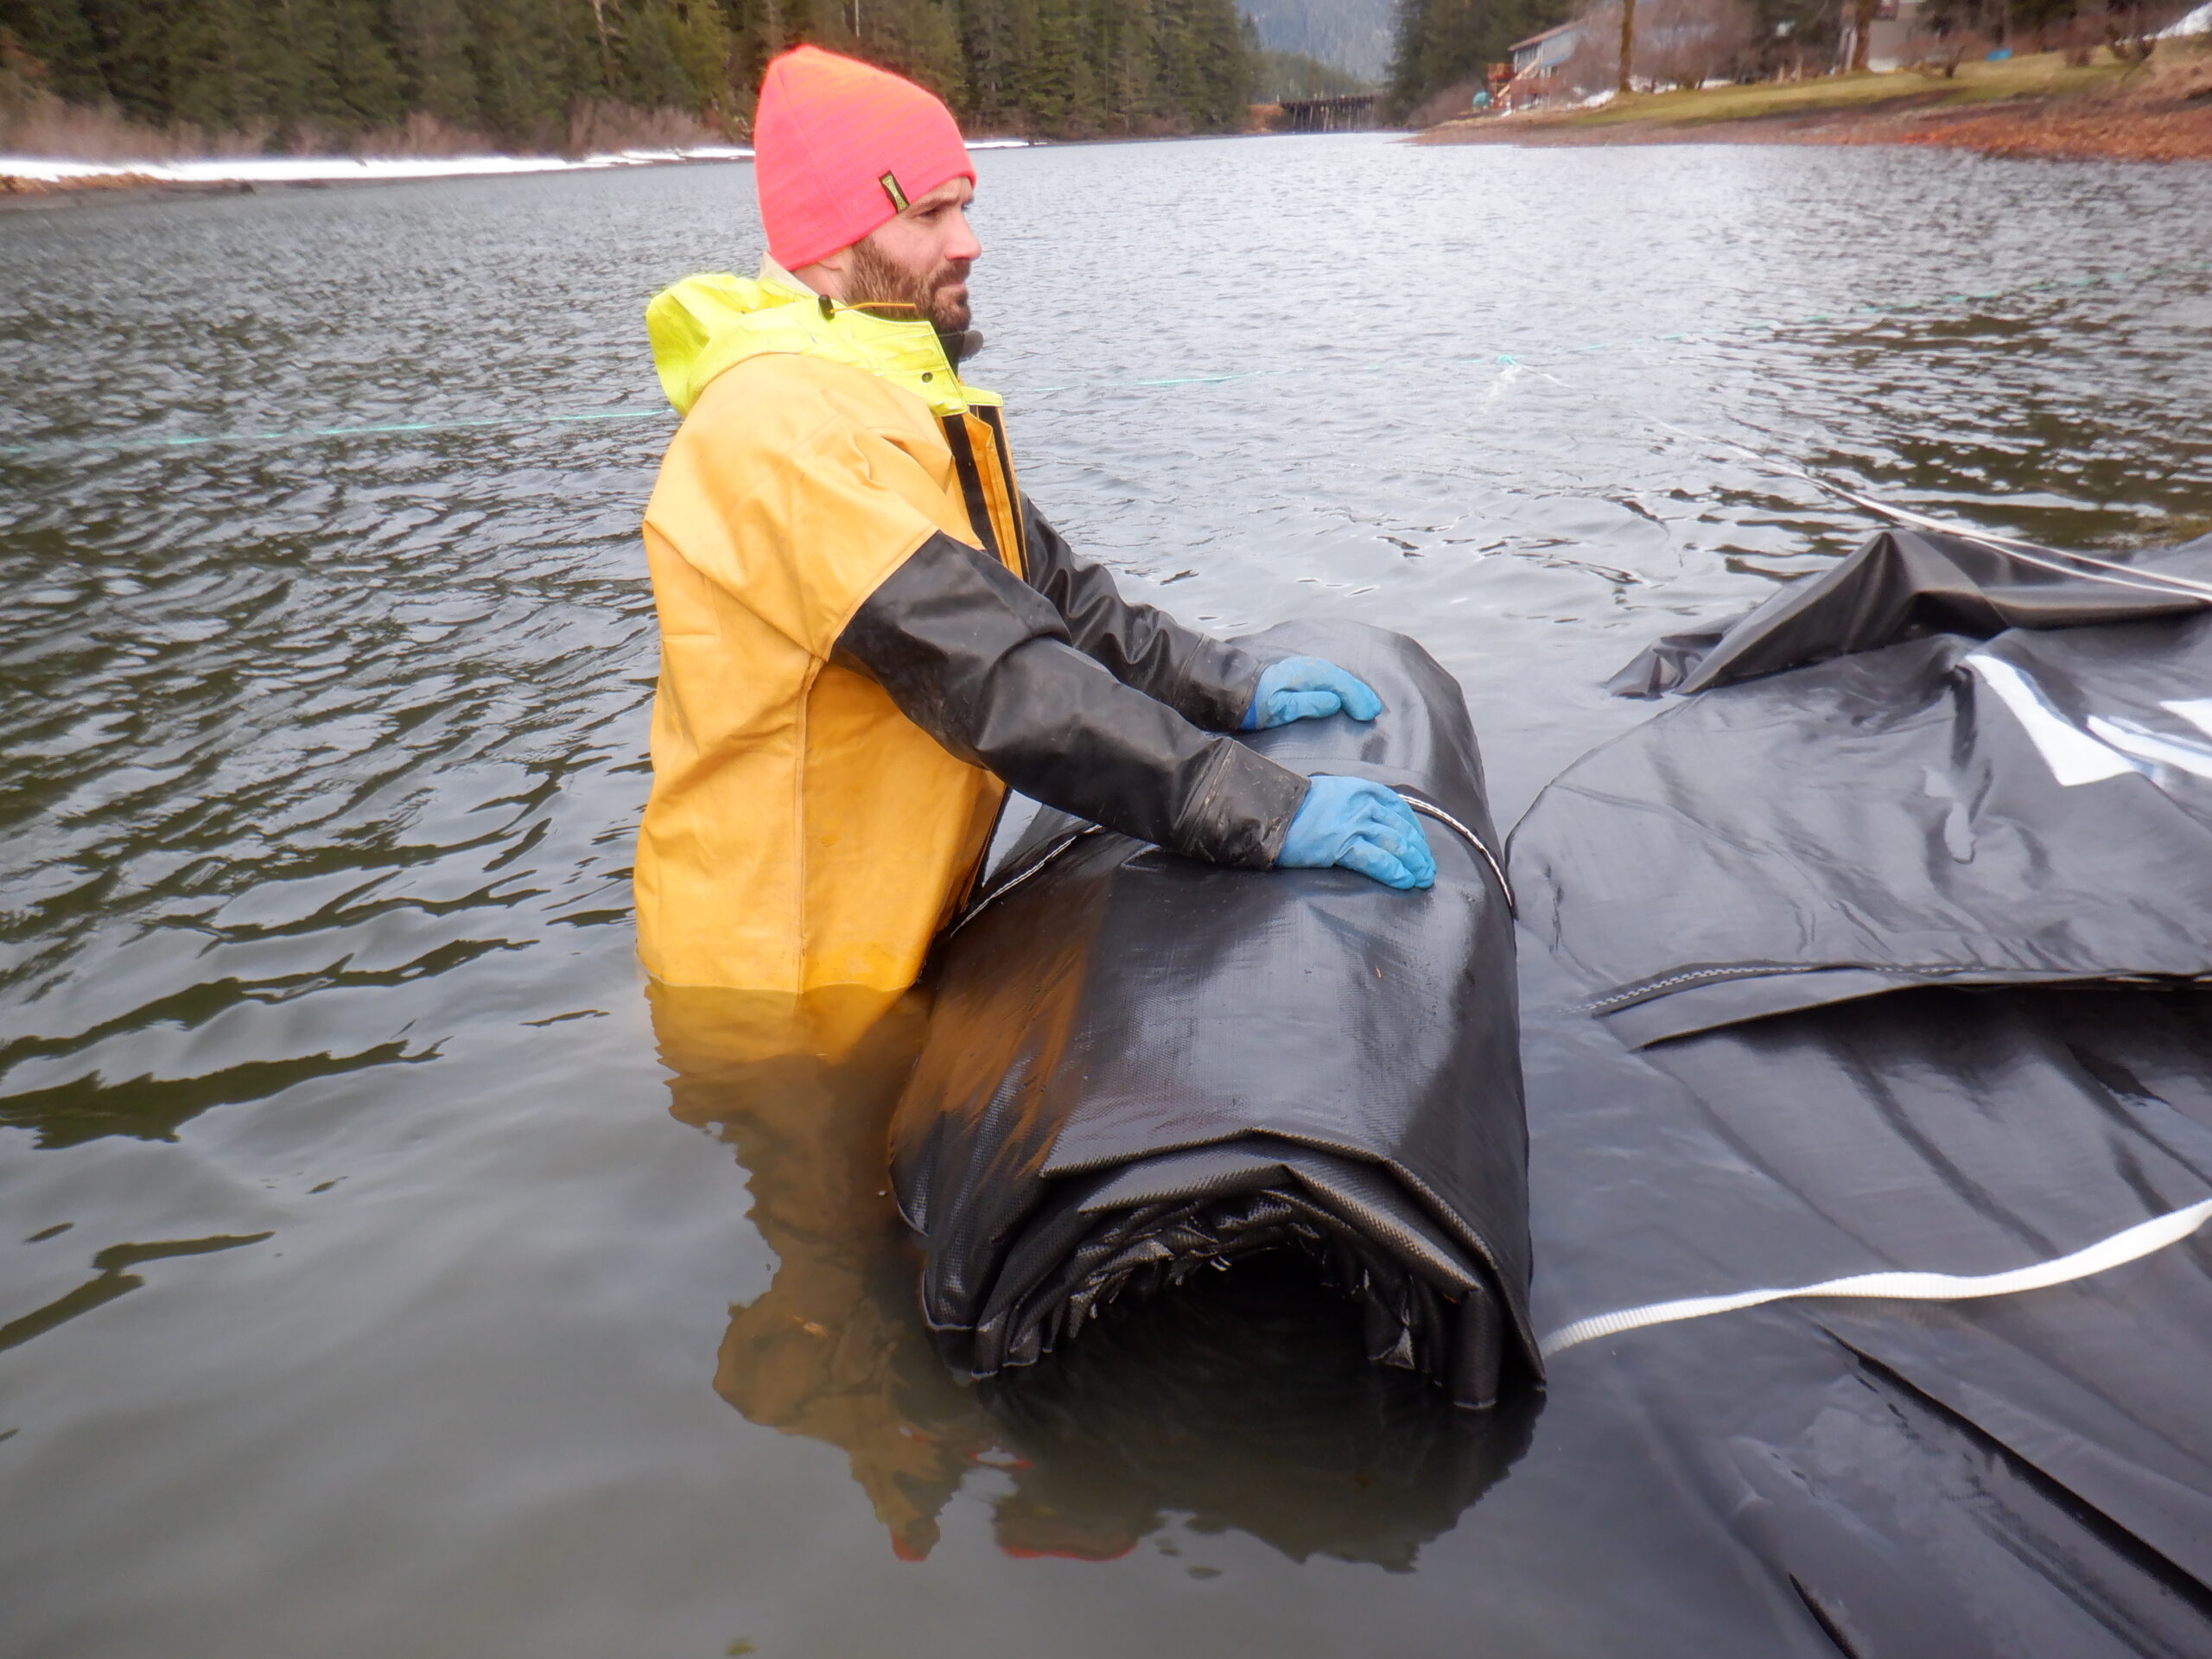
left=753, top=47, right=975, bottom=272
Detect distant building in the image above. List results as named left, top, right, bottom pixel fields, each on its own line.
left=1499, top=20, right=1587, bottom=111
left=1860, top=0, right=1931, bottom=71
left=1509, top=20, right=1583, bottom=79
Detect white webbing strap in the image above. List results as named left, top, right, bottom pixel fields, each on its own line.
left=1541, top=1197, right=2212, bottom=1359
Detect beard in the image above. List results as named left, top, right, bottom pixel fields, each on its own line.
left=843, top=237, right=973, bottom=335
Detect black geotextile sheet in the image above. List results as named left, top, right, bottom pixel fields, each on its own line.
left=1508, top=524, right=2212, bottom=1652
left=888, top=620, right=1533, bottom=1409
left=1512, top=962, right=2212, bottom=1656
left=1518, top=528, right=2212, bottom=1046
left=881, top=529, right=2212, bottom=1651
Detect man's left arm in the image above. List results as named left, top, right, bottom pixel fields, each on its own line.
left=1020, top=497, right=1262, bottom=732
left=1020, top=499, right=1387, bottom=735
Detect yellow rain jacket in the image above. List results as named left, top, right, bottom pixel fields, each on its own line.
left=638, top=269, right=1304, bottom=993
left=639, top=270, right=1026, bottom=991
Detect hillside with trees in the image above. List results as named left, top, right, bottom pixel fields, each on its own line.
left=0, top=0, right=1257, bottom=152
left=1383, top=0, right=2152, bottom=118
left=1384, top=0, right=1845, bottom=118
left=1386, top=0, right=1578, bottom=118
left=1251, top=47, right=1372, bottom=99
left=1236, top=0, right=1396, bottom=80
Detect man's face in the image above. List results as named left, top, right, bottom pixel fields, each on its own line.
left=839, top=176, right=980, bottom=334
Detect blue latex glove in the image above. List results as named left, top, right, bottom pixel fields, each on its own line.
left=1241, top=657, right=1385, bottom=731
left=1276, top=775, right=1435, bottom=891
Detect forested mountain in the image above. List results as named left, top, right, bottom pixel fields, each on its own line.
left=1251, top=48, right=1370, bottom=99
left=1236, top=0, right=1395, bottom=80
left=0, top=0, right=1256, bottom=147
left=1385, top=0, right=1575, bottom=115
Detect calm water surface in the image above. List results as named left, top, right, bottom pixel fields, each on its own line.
left=3, top=135, right=2209, bottom=1657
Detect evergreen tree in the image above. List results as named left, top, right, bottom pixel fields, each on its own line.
left=387, top=0, right=480, bottom=125
left=0, top=0, right=1259, bottom=146
left=5, top=0, right=105, bottom=102
left=1253, top=48, right=1371, bottom=101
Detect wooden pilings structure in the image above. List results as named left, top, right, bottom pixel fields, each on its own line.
left=1275, top=93, right=1386, bottom=133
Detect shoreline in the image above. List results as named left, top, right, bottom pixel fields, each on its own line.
left=1419, top=50, right=2212, bottom=164
left=0, top=138, right=1033, bottom=208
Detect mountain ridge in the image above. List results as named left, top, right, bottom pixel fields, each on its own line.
left=1238, top=0, right=1397, bottom=83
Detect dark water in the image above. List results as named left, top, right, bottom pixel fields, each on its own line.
left=2, top=135, right=2209, bottom=1657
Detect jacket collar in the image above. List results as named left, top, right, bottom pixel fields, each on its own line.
left=645, top=261, right=996, bottom=420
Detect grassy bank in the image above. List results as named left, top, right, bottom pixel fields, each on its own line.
left=1557, top=54, right=2127, bottom=129
left=1420, top=46, right=2212, bottom=162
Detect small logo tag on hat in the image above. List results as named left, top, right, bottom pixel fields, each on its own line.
left=879, top=172, right=910, bottom=212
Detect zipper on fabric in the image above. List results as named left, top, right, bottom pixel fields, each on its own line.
left=970, top=404, right=1030, bottom=578
left=938, top=413, right=1024, bottom=576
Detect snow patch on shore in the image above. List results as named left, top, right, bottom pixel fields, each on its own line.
left=1, top=137, right=1031, bottom=186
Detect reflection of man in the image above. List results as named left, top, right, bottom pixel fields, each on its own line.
left=657, top=984, right=1158, bottom=1561
left=652, top=985, right=993, bottom=1560
left=636, top=46, right=1433, bottom=994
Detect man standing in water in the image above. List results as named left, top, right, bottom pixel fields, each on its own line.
left=636, top=45, right=1433, bottom=992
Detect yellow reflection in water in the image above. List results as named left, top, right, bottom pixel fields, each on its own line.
left=649, top=983, right=996, bottom=1561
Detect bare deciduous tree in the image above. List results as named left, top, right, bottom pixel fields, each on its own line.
left=1848, top=0, right=1878, bottom=70
left=1570, top=0, right=1754, bottom=92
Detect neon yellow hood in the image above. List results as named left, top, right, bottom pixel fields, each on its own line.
left=645, top=270, right=1000, bottom=422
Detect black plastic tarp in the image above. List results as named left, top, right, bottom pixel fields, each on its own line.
left=1605, top=524, right=2212, bottom=699
left=1515, top=949, right=2212, bottom=1654
left=1519, top=528, right=2212, bottom=1046
left=889, top=620, right=1533, bottom=1409
left=880, top=525, right=2212, bottom=1649
left=1507, top=524, right=2212, bottom=1649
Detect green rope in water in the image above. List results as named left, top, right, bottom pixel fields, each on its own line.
left=3, top=258, right=2202, bottom=462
